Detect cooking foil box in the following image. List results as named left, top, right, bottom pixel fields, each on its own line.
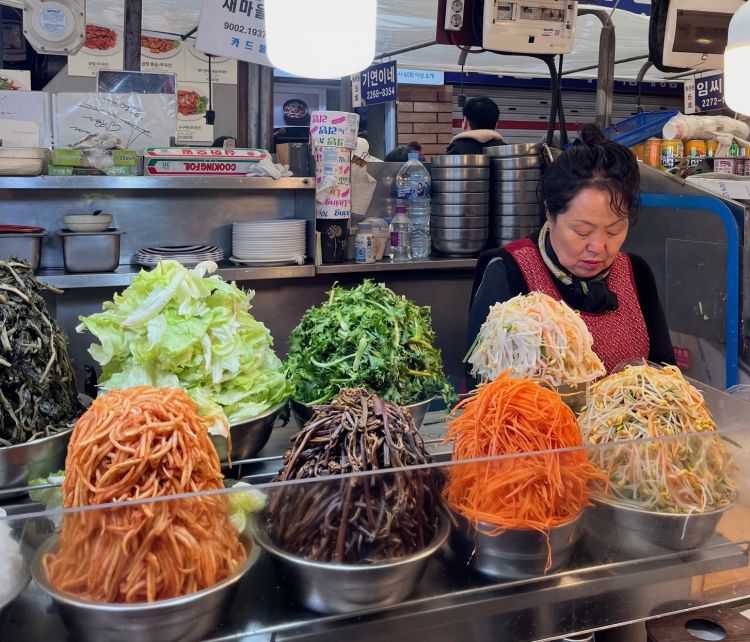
left=144, top=147, right=269, bottom=175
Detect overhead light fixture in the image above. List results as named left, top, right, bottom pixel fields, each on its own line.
left=724, top=1, right=750, bottom=115
left=265, top=0, right=377, bottom=79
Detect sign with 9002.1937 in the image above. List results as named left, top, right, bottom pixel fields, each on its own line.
left=352, top=61, right=397, bottom=108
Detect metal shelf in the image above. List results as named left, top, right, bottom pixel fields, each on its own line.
left=316, top=257, right=478, bottom=274
left=37, top=263, right=316, bottom=289
left=0, top=176, right=315, bottom=190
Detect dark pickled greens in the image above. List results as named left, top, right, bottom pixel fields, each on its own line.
left=0, top=260, right=80, bottom=445
left=285, top=280, right=455, bottom=406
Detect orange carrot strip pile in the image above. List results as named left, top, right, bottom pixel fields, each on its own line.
left=444, top=371, right=605, bottom=536
left=44, top=386, right=247, bottom=603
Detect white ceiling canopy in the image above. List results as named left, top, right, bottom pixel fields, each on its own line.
left=24, top=0, right=672, bottom=83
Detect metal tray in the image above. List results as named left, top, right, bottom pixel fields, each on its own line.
left=431, top=215, right=489, bottom=230
left=430, top=154, right=489, bottom=168
left=432, top=203, right=489, bottom=217
left=492, top=168, right=543, bottom=182
left=485, top=143, right=542, bottom=158
left=432, top=191, right=489, bottom=205
left=431, top=167, right=490, bottom=181
left=491, top=155, right=543, bottom=170
left=432, top=180, right=489, bottom=194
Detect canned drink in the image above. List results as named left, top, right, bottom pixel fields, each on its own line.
left=684, top=139, right=707, bottom=157
left=644, top=138, right=662, bottom=167
left=713, top=158, right=734, bottom=173
left=660, top=139, right=684, bottom=169
left=744, top=161, right=750, bottom=176
left=630, top=143, right=645, bottom=162
left=734, top=158, right=745, bottom=176
left=706, top=140, right=719, bottom=157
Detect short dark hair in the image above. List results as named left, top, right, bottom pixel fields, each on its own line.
left=385, top=146, right=409, bottom=162
left=406, top=141, right=422, bottom=152
left=541, top=124, right=640, bottom=224
left=463, top=97, right=499, bottom=130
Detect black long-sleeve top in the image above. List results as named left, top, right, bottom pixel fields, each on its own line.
left=467, top=239, right=675, bottom=367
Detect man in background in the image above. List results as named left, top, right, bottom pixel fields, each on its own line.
left=445, top=96, right=505, bottom=155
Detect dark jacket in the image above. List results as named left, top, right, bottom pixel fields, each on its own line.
left=445, top=129, right=505, bottom=155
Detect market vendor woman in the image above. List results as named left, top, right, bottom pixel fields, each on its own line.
left=468, top=124, right=674, bottom=372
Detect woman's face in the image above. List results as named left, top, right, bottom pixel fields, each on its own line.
left=547, top=187, right=629, bottom=279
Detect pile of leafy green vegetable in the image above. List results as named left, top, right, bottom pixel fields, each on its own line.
left=78, top=260, right=290, bottom=426
left=285, top=280, right=455, bottom=406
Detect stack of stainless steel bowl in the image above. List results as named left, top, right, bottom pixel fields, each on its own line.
left=429, top=155, right=490, bottom=256
left=487, top=143, right=544, bottom=246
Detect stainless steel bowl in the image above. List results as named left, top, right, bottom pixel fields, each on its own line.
left=0, top=507, right=31, bottom=611
left=453, top=512, right=582, bottom=579
left=492, top=168, right=543, bottom=182
left=433, top=227, right=489, bottom=241
left=432, top=191, right=489, bottom=205
left=431, top=215, right=489, bottom=230
left=210, top=401, right=286, bottom=461
left=492, top=226, right=540, bottom=238
left=583, top=497, right=735, bottom=556
left=492, top=191, right=540, bottom=206
left=431, top=154, right=490, bottom=168
left=485, top=143, right=542, bottom=158
left=432, top=180, right=489, bottom=194
left=431, top=203, right=489, bottom=218
left=0, top=394, right=91, bottom=496
left=32, top=535, right=259, bottom=642
left=431, top=167, right=490, bottom=181
left=254, top=515, right=449, bottom=614
left=433, top=237, right=487, bottom=256
left=490, top=155, right=543, bottom=170
left=489, top=214, right=542, bottom=227
left=492, top=181, right=540, bottom=199
left=490, top=203, right=543, bottom=217
left=291, top=396, right=435, bottom=430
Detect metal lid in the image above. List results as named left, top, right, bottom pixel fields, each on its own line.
left=485, top=143, right=542, bottom=158
left=430, top=154, right=490, bottom=168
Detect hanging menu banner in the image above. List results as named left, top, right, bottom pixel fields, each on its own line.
left=195, top=0, right=271, bottom=67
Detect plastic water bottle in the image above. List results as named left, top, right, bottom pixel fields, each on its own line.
left=396, top=152, right=431, bottom=259
left=389, top=205, right=413, bottom=263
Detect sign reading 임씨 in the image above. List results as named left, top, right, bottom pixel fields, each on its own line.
left=195, top=0, right=271, bottom=67
left=693, top=72, right=725, bottom=113
left=351, top=61, right=397, bottom=108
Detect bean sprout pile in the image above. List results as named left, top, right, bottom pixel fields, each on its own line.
left=578, top=364, right=737, bottom=513
left=466, top=292, right=605, bottom=387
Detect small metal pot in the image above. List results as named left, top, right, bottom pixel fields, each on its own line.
left=0, top=233, right=45, bottom=272
left=32, top=535, right=259, bottom=642
left=433, top=237, right=487, bottom=256
left=290, top=396, right=435, bottom=430
left=583, top=497, right=735, bottom=556
left=492, top=168, right=543, bottom=182
left=210, top=401, right=286, bottom=462
left=491, top=226, right=540, bottom=238
left=431, top=167, right=490, bottom=181
left=432, top=227, right=488, bottom=241
left=489, top=213, right=542, bottom=227
left=452, top=512, right=582, bottom=579
left=490, top=155, right=543, bottom=170
left=431, top=203, right=489, bottom=218
left=431, top=215, right=489, bottom=230
left=485, top=143, right=542, bottom=158
left=432, top=191, right=489, bottom=205
left=60, top=229, right=123, bottom=273
left=432, top=180, right=489, bottom=194
left=254, top=515, right=450, bottom=614
left=431, top=154, right=489, bottom=168
left=492, top=189, right=540, bottom=205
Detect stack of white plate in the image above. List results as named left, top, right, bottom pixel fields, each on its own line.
left=231, top=220, right=306, bottom=266
left=136, top=245, right=224, bottom=268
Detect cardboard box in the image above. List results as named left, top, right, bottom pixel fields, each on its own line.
left=47, top=164, right=138, bottom=176
left=50, top=148, right=138, bottom=167
left=143, top=147, right=269, bottom=176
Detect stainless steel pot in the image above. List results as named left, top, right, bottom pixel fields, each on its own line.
left=490, top=214, right=542, bottom=227
left=485, top=143, right=542, bottom=158
left=432, top=180, right=489, bottom=194
left=430, top=167, right=490, bottom=181
left=490, top=155, right=542, bottom=170
left=0, top=233, right=45, bottom=272
left=431, top=203, right=489, bottom=217
left=492, top=225, right=540, bottom=238
left=490, top=203, right=543, bottom=218
left=432, top=191, right=489, bottom=205
left=433, top=237, right=487, bottom=256
left=254, top=516, right=450, bottom=614
left=210, top=401, right=286, bottom=461
left=492, top=188, right=540, bottom=205
left=452, top=512, right=582, bottom=579
left=432, top=227, right=489, bottom=241
left=431, top=215, right=489, bottom=230
left=32, top=535, right=259, bottom=642
left=492, top=168, right=543, bottom=182
left=431, top=154, right=489, bottom=167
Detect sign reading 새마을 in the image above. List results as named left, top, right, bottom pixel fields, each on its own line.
left=352, top=61, right=397, bottom=108
left=195, top=0, right=271, bottom=67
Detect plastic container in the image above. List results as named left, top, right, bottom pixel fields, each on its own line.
left=354, top=223, right=375, bottom=264
left=600, top=110, right=679, bottom=148
left=361, top=217, right=389, bottom=260
left=59, top=229, right=123, bottom=273
left=396, top=152, right=431, bottom=259
left=389, top=206, right=412, bottom=263
left=0, top=147, right=48, bottom=176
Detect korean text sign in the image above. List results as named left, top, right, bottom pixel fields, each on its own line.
left=352, top=61, right=397, bottom=107
left=196, top=0, right=271, bottom=66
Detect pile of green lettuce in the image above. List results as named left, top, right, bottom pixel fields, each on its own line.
left=78, top=260, right=290, bottom=426
left=286, top=280, right=455, bottom=406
